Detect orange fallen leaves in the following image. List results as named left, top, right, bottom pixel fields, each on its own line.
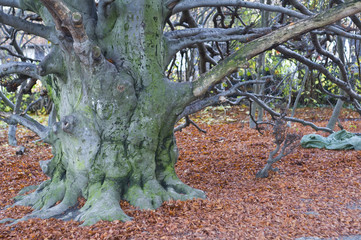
left=0, top=107, right=361, bottom=239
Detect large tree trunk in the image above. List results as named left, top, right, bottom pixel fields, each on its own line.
left=3, top=0, right=361, bottom=227
left=10, top=0, right=205, bottom=226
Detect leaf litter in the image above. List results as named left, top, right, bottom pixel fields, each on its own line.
left=0, top=107, right=360, bottom=239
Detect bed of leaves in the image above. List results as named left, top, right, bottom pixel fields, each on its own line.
left=0, top=107, right=360, bottom=239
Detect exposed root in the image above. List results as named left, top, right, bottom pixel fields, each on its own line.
left=163, top=173, right=206, bottom=200
left=124, top=179, right=170, bottom=209
left=76, top=180, right=131, bottom=226
left=12, top=179, right=66, bottom=210
left=2, top=175, right=81, bottom=225
left=124, top=174, right=206, bottom=211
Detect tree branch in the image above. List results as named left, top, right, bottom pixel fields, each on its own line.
left=238, top=91, right=334, bottom=133
left=0, top=113, right=48, bottom=139
left=173, top=1, right=361, bottom=41
left=191, top=0, right=361, bottom=97
left=178, top=80, right=264, bottom=121
left=0, top=0, right=20, bottom=8
left=288, top=0, right=313, bottom=16
left=173, top=0, right=305, bottom=18
left=39, top=0, right=104, bottom=66
left=275, top=45, right=361, bottom=102
left=0, top=9, right=54, bottom=41
left=0, top=89, right=15, bottom=109
left=166, top=27, right=272, bottom=59
left=39, top=0, right=88, bottom=42
left=0, top=62, right=40, bottom=79
left=174, top=116, right=207, bottom=133
left=326, top=25, right=361, bottom=40
left=310, top=33, right=348, bottom=82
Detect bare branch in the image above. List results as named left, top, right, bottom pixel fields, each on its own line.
left=310, top=33, right=348, bottom=82
left=275, top=45, right=361, bottom=102
left=0, top=0, right=21, bottom=8
left=178, top=80, right=264, bottom=121
left=0, top=9, right=54, bottom=41
left=0, top=62, right=40, bottom=79
left=330, top=0, right=361, bottom=31
left=165, top=0, right=181, bottom=10
left=256, top=110, right=302, bottom=178
left=288, top=0, right=313, bottom=15
left=350, top=15, right=361, bottom=31
left=22, top=97, right=44, bottom=116
left=326, top=25, right=361, bottom=40
left=166, top=27, right=272, bottom=59
left=0, top=45, right=39, bottom=62
left=0, top=89, right=15, bottom=109
left=173, top=1, right=361, bottom=42
left=173, top=0, right=305, bottom=18
left=0, top=113, right=48, bottom=139
left=238, top=91, right=334, bottom=133
left=174, top=116, right=207, bottom=133
left=191, top=1, right=361, bottom=97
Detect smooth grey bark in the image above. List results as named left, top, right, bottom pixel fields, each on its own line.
left=8, top=124, right=17, bottom=146
left=291, top=67, right=309, bottom=118
left=327, top=36, right=346, bottom=130
left=250, top=1, right=268, bottom=129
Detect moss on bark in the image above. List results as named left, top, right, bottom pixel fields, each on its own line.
left=1, top=1, right=205, bottom=226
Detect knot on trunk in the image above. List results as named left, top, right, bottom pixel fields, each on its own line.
left=61, top=115, right=76, bottom=134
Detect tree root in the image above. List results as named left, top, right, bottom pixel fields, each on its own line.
left=124, top=179, right=171, bottom=209
left=124, top=176, right=206, bottom=211
left=76, top=180, right=131, bottom=226
left=163, top=173, right=206, bottom=200
left=12, top=179, right=66, bottom=210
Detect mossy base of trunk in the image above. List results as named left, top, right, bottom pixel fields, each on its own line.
left=1, top=134, right=206, bottom=226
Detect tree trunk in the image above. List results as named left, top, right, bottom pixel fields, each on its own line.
left=3, top=0, right=361, bottom=226
left=327, top=35, right=346, bottom=131
left=10, top=0, right=205, bottom=226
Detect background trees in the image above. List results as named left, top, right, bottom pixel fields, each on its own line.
left=0, top=0, right=360, bottom=225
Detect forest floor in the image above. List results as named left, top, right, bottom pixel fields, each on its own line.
left=0, top=106, right=361, bottom=239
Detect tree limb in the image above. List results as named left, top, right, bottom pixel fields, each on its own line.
left=288, top=0, right=313, bottom=15
left=0, top=113, right=48, bottom=139
left=0, top=89, right=15, bottom=109
left=174, top=116, right=207, bottom=133
left=178, top=80, right=264, bottom=121
left=275, top=45, right=361, bottom=102
left=39, top=0, right=88, bottom=43
left=330, top=0, right=361, bottom=31
left=0, top=0, right=20, bottom=8
left=238, top=91, right=334, bottom=133
left=326, top=25, right=361, bottom=40
left=0, top=62, right=40, bottom=79
left=0, top=9, right=54, bottom=41
left=191, top=0, right=361, bottom=97
left=310, top=33, right=348, bottom=82
left=173, top=1, right=361, bottom=41
left=173, top=0, right=305, bottom=18
left=166, top=27, right=272, bottom=59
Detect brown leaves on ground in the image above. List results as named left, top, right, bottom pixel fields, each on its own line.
left=0, top=107, right=361, bottom=239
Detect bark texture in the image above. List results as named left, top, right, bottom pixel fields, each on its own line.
left=6, top=0, right=205, bottom=226
left=1, top=0, right=361, bottom=226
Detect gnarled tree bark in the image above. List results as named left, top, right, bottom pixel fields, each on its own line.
left=0, top=0, right=360, bottom=226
